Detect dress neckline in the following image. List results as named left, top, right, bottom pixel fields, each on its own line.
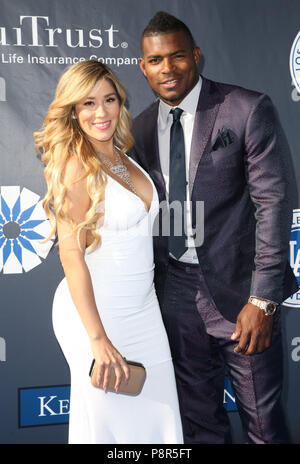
left=106, top=156, right=154, bottom=214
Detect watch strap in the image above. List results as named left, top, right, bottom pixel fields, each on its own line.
left=248, top=296, right=277, bottom=316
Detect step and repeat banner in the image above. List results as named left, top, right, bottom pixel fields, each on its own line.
left=0, top=0, right=299, bottom=444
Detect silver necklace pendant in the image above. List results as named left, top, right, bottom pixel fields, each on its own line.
left=96, top=148, right=137, bottom=194
left=111, top=164, right=126, bottom=173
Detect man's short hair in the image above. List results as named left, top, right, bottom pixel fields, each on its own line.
left=141, top=11, right=196, bottom=51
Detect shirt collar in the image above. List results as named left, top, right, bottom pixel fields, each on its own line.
left=158, top=76, right=202, bottom=126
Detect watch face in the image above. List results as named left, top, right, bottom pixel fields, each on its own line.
left=266, top=303, right=276, bottom=314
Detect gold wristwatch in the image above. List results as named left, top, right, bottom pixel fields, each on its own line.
left=248, top=297, right=277, bottom=316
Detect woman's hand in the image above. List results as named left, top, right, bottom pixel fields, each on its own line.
left=91, top=336, right=130, bottom=392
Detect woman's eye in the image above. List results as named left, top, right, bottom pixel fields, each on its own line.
left=106, top=97, right=116, bottom=103
left=83, top=100, right=94, bottom=106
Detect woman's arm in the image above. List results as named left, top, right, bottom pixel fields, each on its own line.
left=55, top=156, right=129, bottom=391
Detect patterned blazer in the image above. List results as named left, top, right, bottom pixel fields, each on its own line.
left=130, top=76, right=298, bottom=321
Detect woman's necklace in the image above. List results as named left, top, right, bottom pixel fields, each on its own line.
left=96, top=147, right=137, bottom=194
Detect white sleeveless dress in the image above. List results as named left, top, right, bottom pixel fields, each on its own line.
left=52, top=157, right=183, bottom=444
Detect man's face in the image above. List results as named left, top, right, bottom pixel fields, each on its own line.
left=139, top=30, right=201, bottom=106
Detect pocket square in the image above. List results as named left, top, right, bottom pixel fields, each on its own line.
left=212, top=127, right=233, bottom=151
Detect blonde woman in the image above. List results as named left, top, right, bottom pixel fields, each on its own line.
left=34, top=60, right=183, bottom=444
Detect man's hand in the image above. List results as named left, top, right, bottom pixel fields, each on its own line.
left=231, top=303, right=274, bottom=355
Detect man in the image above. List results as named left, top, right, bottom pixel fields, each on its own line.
left=130, top=11, right=298, bottom=444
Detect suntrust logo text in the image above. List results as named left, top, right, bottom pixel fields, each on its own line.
left=0, top=16, right=127, bottom=49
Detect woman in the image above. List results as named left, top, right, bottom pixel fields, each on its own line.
left=34, top=60, right=183, bottom=444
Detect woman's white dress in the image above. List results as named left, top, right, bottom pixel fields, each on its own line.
left=52, top=158, right=183, bottom=444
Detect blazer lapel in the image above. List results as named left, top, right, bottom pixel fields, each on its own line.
left=189, top=77, right=222, bottom=197
left=143, top=101, right=166, bottom=202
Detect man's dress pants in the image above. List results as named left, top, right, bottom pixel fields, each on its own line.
left=160, top=257, right=289, bottom=444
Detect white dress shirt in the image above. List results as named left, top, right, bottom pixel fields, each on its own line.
left=157, top=77, right=202, bottom=263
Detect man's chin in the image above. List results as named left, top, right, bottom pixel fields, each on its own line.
left=158, top=92, right=186, bottom=106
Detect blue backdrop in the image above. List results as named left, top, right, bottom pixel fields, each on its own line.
left=0, top=0, right=299, bottom=444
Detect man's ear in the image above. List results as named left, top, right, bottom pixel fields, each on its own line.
left=193, top=47, right=201, bottom=66
left=138, top=57, right=147, bottom=77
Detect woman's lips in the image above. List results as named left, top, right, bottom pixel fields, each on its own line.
left=93, top=120, right=111, bottom=130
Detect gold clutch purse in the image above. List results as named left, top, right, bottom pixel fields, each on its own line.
left=89, top=358, right=146, bottom=396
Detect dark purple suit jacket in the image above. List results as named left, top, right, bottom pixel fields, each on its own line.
left=130, top=77, right=298, bottom=322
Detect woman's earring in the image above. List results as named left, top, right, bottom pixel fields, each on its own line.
left=72, top=113, right=77, bottom=119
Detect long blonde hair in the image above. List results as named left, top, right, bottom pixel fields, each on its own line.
left=34, top=60, right=134, bottom=252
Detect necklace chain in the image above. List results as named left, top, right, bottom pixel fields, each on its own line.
left=96, top=147, right=137, bottom=194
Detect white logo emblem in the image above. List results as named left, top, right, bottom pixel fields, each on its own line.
left=0, top=337, right=5, bottom=362
left=290, top=31, right=300, bottom=94
left=283, top=209, right=300, bottom=308
left=0, top=186, right=53, bottom=274
left=0, top=77, right=6, bottom=101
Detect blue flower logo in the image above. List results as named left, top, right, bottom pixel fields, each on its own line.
left=0, top=186, right=54, bottom=274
